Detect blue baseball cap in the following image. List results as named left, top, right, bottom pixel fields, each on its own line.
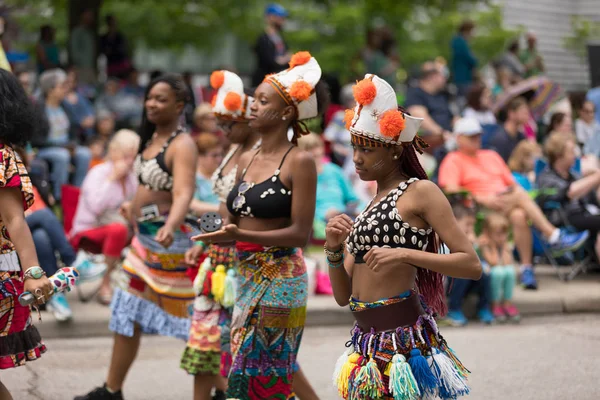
left=265, top=4, right=288, bottom=18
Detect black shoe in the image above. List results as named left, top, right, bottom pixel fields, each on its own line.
left=212, top=389, right=226, bottom=400
left=74, top=385, right=124, bottom=400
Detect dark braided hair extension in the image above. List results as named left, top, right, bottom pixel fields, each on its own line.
left=399, top=127, right=447, bottom=316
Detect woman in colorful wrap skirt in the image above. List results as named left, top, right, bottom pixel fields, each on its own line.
left=0, top=69, right=53, bottom=399
left=325, top=75, right=482, bottom=400
left=76, top=74, right=199, bottom=400
left=193, top=51, right=328, bottom=400
left=180, top=70, right=260, bottom=400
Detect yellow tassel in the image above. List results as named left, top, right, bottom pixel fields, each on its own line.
left=193, top=257, right=212, bottom=295
left=210, top=265, right=227, bottom=303
left=384, top=360, right=392, bottom=376
left=337, top=352, right=360, bottom=398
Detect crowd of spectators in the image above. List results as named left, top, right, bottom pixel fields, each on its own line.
left=2, top=7, right=600, bottom=326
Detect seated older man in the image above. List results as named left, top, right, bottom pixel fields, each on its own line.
left=439, top=118, right=589, bottom=289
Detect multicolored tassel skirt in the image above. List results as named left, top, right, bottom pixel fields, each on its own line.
left=181, top=244, right=236, bottom=376
left=0, top=265, right=46, bottom=369
left=226, top=243, right=307, bottom=400
left=333, top=290, right=470, bottom=400
left=109, top=218, right=197, bottom=340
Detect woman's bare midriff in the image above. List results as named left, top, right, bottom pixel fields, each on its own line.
left=237, top=216, right=291, bottom=235
left=132, top=187, right=173, bottom=220
left=351, top=261, right=417, bottom=303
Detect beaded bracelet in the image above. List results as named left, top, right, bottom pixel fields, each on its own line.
left=324, top=242, right=344, bottom=261
left=195, top=240, right=206, bottom=250
left=326, top=254, right=344, bottom=268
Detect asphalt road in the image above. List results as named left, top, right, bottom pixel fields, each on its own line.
left=4, top=314, right=600, bottom=400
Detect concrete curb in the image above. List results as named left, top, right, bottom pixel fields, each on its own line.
left=36, top=267, right=600, bottom=339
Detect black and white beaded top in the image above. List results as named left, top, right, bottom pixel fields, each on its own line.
left=346, top=178, right=432, bottom=263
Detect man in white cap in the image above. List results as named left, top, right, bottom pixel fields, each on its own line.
left=439, top=118, right=589, bottom=290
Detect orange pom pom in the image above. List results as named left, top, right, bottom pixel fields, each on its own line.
left=290, top=80, right=312, bottom=102
left=343, top=109, right=355, bottom=130
left=224, top=92, right=242, bottom=112
left=353, top=79, right=377, bottom=105
left=379, top=109, right=406, bottom=139
left=210, top=71, right=225, bottom=89
left=289, top=51, right=312, bottom=68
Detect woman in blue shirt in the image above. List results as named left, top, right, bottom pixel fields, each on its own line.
left=190, top=133, right=222, bottom=215
left=298, top=133, right=358, bottom=234
left=36, top=25, right=60, bottom=73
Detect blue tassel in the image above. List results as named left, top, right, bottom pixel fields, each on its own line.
left=408, top=348, right=439, bottom=397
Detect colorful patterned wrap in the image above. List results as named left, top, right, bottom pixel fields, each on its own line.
left=109, top=218, right=197, bottom=340
left=0, top=144, right=46, bottom=369
left=334, top=291, right=470, bottom=400
left=181, top=244, right=236, bottom=376
left=226, top=243, right=307, bottom=400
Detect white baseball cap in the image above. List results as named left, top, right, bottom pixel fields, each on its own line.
left=453, top=118, right=482, bottom=136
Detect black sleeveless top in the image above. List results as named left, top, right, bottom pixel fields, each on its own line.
left=346, top=178, right=432, bottom=263
left=226, top=146, right=294, bottom=219
left=134, top=129, right=181, bottom=192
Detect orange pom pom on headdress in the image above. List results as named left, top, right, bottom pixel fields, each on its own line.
left=210, top=71, right=225, bottom=89
left=289, top=51, right=312, bottom=68
left=224, top=92, right=242, bottom=111
left=290, top=80, right=312, bottom=102
left=353, top=79, right=377, bottom=106
left=379, top=109, right=406, bottom=139
left=343, top=109, right=355, bottom=130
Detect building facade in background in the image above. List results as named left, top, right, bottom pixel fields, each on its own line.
left=500, top=0, right=600, bottom=91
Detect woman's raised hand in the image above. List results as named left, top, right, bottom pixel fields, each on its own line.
left=325, top=214, right=353, bottom=250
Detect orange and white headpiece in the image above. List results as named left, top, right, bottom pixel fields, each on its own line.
left=345, top=74, right=428, bottom=152
left=210, top=70, right=253, bottom=120
left=264, top=51, right=322, bottom=141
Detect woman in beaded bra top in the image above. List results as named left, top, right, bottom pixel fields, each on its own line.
left=76, top=74, right=199, bottom=400
left=180, top=70, right=260, bottom=400
left=192, top=51, right=328, bottom=400
left=325, top=75, right=481, bottom=400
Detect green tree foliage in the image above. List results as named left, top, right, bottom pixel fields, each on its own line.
left=563, top=16, right=600, bottom=61
left=4, top=0, right=516, bottom=80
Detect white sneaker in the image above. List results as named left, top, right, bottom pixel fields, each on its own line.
left=72, top=251, right=107, bottom=282
left=46, top=293, right=73, bottom=322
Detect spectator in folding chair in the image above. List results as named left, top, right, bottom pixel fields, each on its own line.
left=439, top=118, right=589, bottom=290
left=538, top=132, right=600, bottom=261
left=16, top=148, right=105, bottom=322
left=508, top=140, right=541, bottom=192
left=70, top=129, right=139, bottom=305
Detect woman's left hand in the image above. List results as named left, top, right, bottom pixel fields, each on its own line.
left=191, top=224, right=239, bottom=244
left=364, top=247, right=408, bottom=272
left=155, top=225, right=175, bottom=248
left=23, top=276, right=54, bottom=306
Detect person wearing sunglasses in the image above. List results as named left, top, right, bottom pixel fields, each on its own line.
left=192, top=52, right=328, bottom=399
left=181, top=70, right=260, bottom=400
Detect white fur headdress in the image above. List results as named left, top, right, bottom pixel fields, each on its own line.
left=210, top=70, right=253, bottom=120
left=345, top=74, right=427, bottom=151
left=264, top=51, right=322, bottom=121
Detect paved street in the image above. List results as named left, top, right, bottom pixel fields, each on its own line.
left=4, top=314, right=600, bottom=400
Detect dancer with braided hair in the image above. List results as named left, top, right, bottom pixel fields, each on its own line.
left=326, top=74, right=481, bottom=400
left=192, top=51, right=327, bottom=400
